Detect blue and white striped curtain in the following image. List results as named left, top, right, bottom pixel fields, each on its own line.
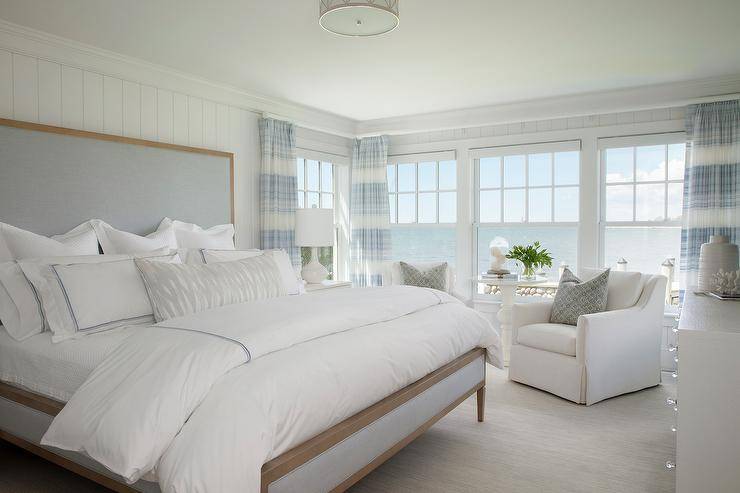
left=259, top=118, right=299, bottom=266
left=680, top=100, right=740, bottom=289
left=350, top=136, right=391, bottom=287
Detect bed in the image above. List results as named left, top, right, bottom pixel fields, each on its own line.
left=0, top=118, right=502, bottom=493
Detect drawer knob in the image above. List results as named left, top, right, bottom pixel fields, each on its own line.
left=666, top=460, right=676, bottom=470
left=667, top=397, right=678, bottom=412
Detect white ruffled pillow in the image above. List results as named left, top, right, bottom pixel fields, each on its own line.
left=158, top=217, right=235, bottom=250
left=92, top=220, right=177, bottom=254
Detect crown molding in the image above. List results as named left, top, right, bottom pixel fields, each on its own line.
left=2, top=18, right=739, bottom=140
left=356, top=75, right=740, bottom=136
left=0, top=18, right=357, bottom=137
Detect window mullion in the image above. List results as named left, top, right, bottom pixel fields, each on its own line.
left=551, top=153, right=556, bottom=222
left=524, top=154, right=529, bottom=223
left=632, top=146, right=637, bottom=222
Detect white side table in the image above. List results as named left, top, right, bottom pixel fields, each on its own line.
left=304, top=280, right=352, bottom=293
left=477, top=276, right=547, bottom=366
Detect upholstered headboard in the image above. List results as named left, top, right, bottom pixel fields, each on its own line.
left=0, top=119, right=233, bottom=236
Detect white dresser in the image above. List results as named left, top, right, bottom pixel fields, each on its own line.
left=675, top=292, right=740, bottom=493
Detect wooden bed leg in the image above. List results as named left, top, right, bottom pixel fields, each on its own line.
left=476, top=386, right=485, bottom=422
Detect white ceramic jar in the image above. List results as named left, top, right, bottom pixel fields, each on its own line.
left=698, top=235, right=739, bottom=291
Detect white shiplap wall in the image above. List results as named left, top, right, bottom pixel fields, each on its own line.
left=0, top=49, right=351, bottom=248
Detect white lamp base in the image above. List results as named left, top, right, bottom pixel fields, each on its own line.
left=302, top=247, right=329, bottom=284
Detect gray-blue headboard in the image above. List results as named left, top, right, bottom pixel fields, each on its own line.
left=0, top=118, right=234, bottom=236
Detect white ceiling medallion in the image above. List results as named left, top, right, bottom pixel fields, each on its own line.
left=319, top=0, right=399, bottom=37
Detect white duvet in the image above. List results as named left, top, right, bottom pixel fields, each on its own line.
left=42, top=286, right=502, bottom=492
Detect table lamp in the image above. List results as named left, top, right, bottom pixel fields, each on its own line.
left=295, top=206, right=334, bottom=284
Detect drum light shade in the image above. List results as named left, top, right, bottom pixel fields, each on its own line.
left=319, top=0, right=399, bottom=37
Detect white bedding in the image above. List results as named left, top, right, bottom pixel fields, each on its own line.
left=41, top=287, right=502, bottom=492
left=0, top=325, right=136, bottom=401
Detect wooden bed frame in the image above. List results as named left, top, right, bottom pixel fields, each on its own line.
left=0, top=348, right=486, bottom=493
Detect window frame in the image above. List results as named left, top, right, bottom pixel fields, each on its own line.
left=295, top=154, right=339, bottom=278
left=598, top=132, right=686, bottom=268
left=471, top=141, right=582, bottom=282
left=387, top=151, right=457, bottom=227
left=296, top=157, right=335, bottom=210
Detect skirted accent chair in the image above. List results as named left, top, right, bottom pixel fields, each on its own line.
left=509, top=269, right=667, bottom=405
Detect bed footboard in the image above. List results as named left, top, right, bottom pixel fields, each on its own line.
left=0, top=348, right=487, bottom=493
left=261, top=348, right=487, bottom=493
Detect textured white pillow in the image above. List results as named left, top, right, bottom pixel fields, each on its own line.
left=159, top=217, right=235, bottom=250
left=92, top=220, right=177, bottom=254
left=0, top=261, right=44, bottom=341
left=0, top=221, right=98, bottom=261
left=580, top=267, right=644, bottom=311
left=19, top=250, right=176, bottom=342
left=200, top=248, right=302, bottom=295
left=136, top=254, right=285, bottom=322
left=0, top=221, right=99, bottom=340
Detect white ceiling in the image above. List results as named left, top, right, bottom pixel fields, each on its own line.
left=1, top=0, right=739, bottom=122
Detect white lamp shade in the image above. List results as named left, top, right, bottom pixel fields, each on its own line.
left=295, top=208, right=334, bottom=247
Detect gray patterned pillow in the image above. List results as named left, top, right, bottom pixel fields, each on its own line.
left=399, top=262, right=448, bottom=291
left=135, top=254, right=286, bottom=322
left=550, top=268, right=610, bottom=326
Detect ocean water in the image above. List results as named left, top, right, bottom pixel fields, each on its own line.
left=390, top=225, right=681, bottom=280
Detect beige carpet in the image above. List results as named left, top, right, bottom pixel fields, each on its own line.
left=0, top=368, right=676, bottom=493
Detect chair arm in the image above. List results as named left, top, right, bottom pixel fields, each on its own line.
left=511, top=301, right=553, bottom=344
left=576, top=305, right=662, bottom=360
left=576, top=304, right=664, bottom=404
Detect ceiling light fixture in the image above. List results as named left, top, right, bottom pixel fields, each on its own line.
left=319, top=1, right=399, bottom=37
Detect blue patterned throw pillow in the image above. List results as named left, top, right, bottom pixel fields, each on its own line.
left=550, top=268, right=610, bottom=326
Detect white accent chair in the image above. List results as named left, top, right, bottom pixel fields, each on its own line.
left=509, top=269, right=667, bottom=405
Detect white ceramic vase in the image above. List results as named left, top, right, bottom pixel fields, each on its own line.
left=698, top=235, right=739, bottom=292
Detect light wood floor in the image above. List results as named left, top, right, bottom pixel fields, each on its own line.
left=0, top=367, right=676, bottom=493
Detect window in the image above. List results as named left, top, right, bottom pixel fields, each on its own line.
left=296, top=157, right=335, bottom=278
left=387, top=153, right=457, bottom=265
left=474, top=142, right=581, bottom=282
left=296, top=158, right=334, bottom=209
left=600, top=135, right=685, bottom=275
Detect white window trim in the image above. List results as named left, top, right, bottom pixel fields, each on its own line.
left=472, top=141, right=582, bottom=284
left=387, top=150, right=458, bottom=226
left=597, top=132, right=686, bottom=268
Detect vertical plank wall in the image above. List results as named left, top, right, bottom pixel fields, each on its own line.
left=0, top=49, right=260, bottom=248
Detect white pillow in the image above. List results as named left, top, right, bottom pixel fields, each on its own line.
left=92, top=220, right=177, bottom=254
left=580, top=268, right=644, bottom=311
left=136, top=254, right=285, bottom=322
left=199, top=248, right=302, bottom=295
left=19, top=250, right=177, bottom=342
left=0, top=261, right=44, bottom=341
left=159, top=217, right=235, bottom=250
left=0, top=221, right=100, bottom=340
left=0, top=221, right=98, bottom=261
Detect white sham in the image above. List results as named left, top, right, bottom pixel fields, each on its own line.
left=0, top=221, right=100, bottom=341
left=158, top=217, right=235, bottom=250
left=0, top=221, right=98, bottom=262
left=20, top=250, right=177, bottom=342
left=92, top=220, right=177, bottom=254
